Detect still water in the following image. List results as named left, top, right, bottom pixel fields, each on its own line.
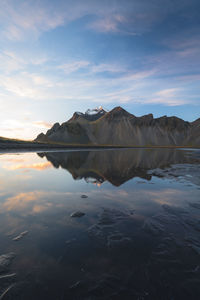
left=0, top=148, right=199, bottom=299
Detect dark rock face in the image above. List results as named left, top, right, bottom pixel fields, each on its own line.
left=35, top=107, right=200, bottom=146
left=35, top=132, right=49, bottom=142
left=37, top=121, right=90, bottom=144
left=46, top=122, right=60, bottom=136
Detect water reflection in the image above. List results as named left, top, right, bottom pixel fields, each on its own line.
left=38, top=148, right=199, bottom=186
left=0, top=149, right=199, bottom=299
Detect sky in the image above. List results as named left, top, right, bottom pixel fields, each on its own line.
left=0, top=0, right=199, bottom=140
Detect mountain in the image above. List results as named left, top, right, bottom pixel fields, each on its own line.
left=35, top=106, right=200, bottom=147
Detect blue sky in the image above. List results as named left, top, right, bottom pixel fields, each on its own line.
left=0, top=0, right=199, bottom=139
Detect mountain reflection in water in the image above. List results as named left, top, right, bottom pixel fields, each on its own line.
left=0, top=148, right=199, bottom=299
left=38, top=148, right=199, bottom=186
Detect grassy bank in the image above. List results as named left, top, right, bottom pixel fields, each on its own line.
left=0, top=136, right=199, bottom=152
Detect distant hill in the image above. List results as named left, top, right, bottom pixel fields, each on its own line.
left=35, top=106, right=200, bottom=147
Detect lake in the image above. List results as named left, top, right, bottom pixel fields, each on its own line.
left=0, top=148, right=200, bottom=299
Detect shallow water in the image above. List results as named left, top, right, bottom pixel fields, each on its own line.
left=0, top=148, right=199, bottom=299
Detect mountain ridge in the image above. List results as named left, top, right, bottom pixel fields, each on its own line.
left=35, top=106, right=200, bottom=147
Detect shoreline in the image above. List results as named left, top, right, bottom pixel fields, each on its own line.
left=0, top=141, right=200, bottom=154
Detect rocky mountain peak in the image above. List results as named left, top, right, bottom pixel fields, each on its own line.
left=70, top=112, right=83, bottom=121
left=46, top=122, right=60, bottom=136
left=105, top=106, right=134, bottom=121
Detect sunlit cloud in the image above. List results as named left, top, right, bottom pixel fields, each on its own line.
left=33, top=121, right=52, bottom=129
left=0, top=118, right=43, bottom=139
left=1, top=191, right=51, bottom=213
left=32, top=204, right=52, bottom=213
left=0, top=190, right=82, bottom=215
left=4, top=162, right=52, bottom=171
left=3, top=158, right=25, bottom=163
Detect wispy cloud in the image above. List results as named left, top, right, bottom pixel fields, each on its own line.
left=57, top=61, right=90, bottom=74
left=0, top=50, right=49, bottom=75
left=149, top=33, right=200, bottom=79
left=0, top=51, right=194, bottom=121
left=90, top=63, right=126, bottom=74
left=0, top=0, right=65, bottom=41
left=58, top=61, right=127, bottom=75
left=0, top=51, right=25, bottom=73
left=148, top=88, right=187, bottom=106
left=88, top=14, right=131, bottom=34
left=155, top=88, right=180, bottom=98
left=0, top=0, right=180, bottom=41
left=0, top=72, right=54, bottom=99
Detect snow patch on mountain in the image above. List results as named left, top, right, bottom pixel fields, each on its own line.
left=85, top=106, right=106, bottom=115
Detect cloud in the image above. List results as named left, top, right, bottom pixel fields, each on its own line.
left=0, top=51, right=25, bottom=73
left=147, top=88, right=188, bottom=106
left=165, top=35, right=200, bottom=54
left=0, top=54, right=191, bottom=127
left=0, top=0, right=185, bottom=41
left=0, top=58, right=156, bottom=103
left=33, top=121, right=52, bottom=129
left=119, top=70, right=156, bottom=82
left=87, top=11, right=156, bottom=36
left=3, top=158, right=25, bottom=163
left=0, top=190, right=80, bottom=214
left=1, top=191, right=51, bottom=213
left=57, top=61, right=128, bottom=75
left=4, top=162, right=52, bottom=171
left=147, top=33, right=200, bottom=79
left=177, top=74, right=200, bottom=83
left=88, top=14, right=128, bottom=34
left=0, top=0, right=65, bottom=41
left=0, top=50, right=49, bottom=78
left=0, top=72, right=53, bottom=99
left=90, top=63, right=126, bottom=74
left=57, top=61, right=90, bottom=74
left=0, top=118, right=53, bottom=140
left=155, top=88, right=180, bottom=98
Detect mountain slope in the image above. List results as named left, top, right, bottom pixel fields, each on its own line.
left=35, top=107, right=200, bottom=146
